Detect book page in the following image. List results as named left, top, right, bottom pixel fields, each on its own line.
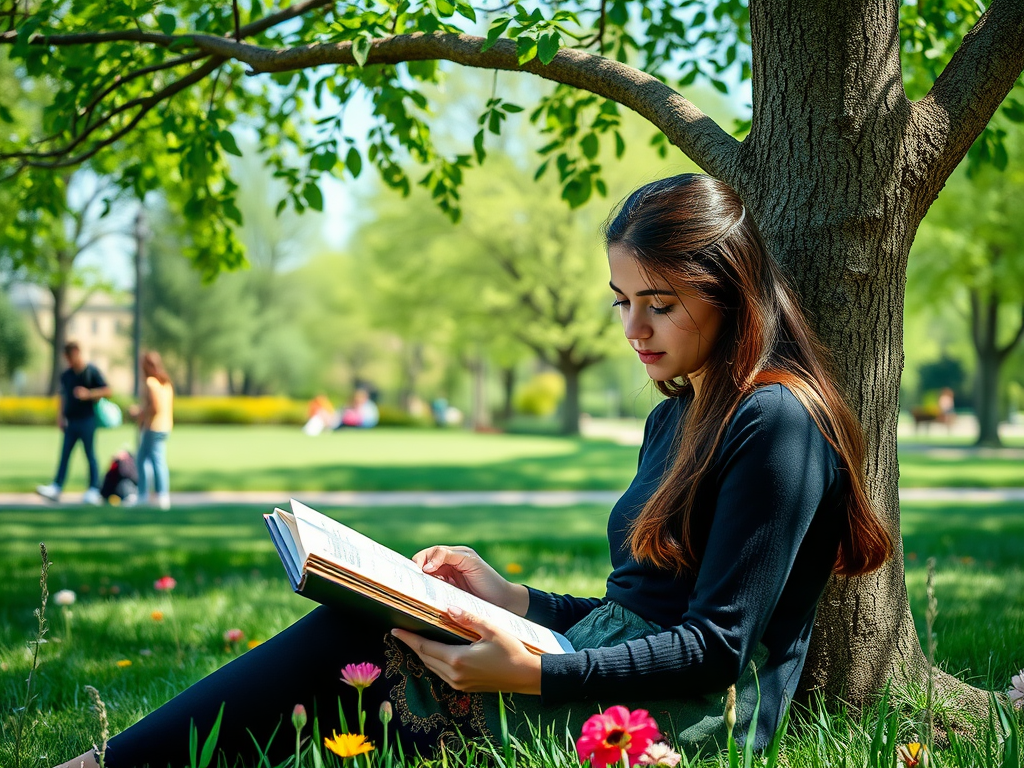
left=288, top=499, right=569, bottom=654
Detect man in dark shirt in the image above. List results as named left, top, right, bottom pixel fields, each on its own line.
left=36, top=341, right=112, bottom=505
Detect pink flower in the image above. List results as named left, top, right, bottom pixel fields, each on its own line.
left=636, top=742, right=682, bottom=767
left=576, top=706, right=662, bottom=768
left=224, top=628, right=244, bottom=643
left=1010, top=669, right=1024, bottom=710
left=154, top=576, right=177, bottom=591
left=341, top=662, right=381, bottom=690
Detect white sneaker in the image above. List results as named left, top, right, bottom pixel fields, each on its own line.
left=157, top=493, right=171, bottom=510
left=36, top=483, right=61, bottom=502
left=82, top=488, right=103, bottom=506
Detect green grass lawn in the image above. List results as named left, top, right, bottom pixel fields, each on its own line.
left=3, top=424, right=1024, bottom=494
left=1, top=500, right=1022, bottom=765
left=0, top=425, right=640, bottom=493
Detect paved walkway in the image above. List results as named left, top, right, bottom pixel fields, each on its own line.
left=3, top=487, right=1024, bottom=509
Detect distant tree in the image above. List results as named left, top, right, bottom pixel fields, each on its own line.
left=357, top=161, right=618, bottom=434
left=0, top=290, right=30, bottom=382
left=0, top=170, right=122, bottom=393
left=142, top=213, right=252, bottom=394
left=909, top=125, right=1024, bottom=446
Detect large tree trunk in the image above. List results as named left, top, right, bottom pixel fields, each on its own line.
left=47, top=283, right=68, bottom=396
left=971, top=290, right=1003, bottom=447
left=740, top=0, right=992, bottom=716
left=558, top=359, right=582, bottom=437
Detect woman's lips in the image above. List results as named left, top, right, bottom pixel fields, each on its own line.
left=637, top=350, right=665, bottom=364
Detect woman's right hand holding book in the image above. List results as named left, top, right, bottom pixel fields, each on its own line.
left=413, top=546, right=530, bottom=618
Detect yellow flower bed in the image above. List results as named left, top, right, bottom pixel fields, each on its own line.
left=0, top=396, right=60, bottom=425
left=0, top=396, right=307, bottom=425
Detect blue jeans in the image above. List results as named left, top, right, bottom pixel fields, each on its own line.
left=137, top=429, right=170, bottom=498
left=54, top=415, right=99, bottom=489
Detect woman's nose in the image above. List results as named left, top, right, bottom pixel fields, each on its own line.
left=622, top=310, right=652, bottom=341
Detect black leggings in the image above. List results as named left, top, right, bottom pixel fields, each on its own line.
left=104, top=606, right=436, bottom=768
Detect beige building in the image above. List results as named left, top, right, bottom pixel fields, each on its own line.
left=8, top=283, right=135, bottom=395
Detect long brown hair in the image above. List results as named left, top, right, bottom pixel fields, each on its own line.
left=142, top=351, right=172, bottom=387
left=605, top=174, right=891, bottom=577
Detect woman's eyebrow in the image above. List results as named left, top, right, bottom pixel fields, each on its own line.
left=608, top=281, right=675, bottom=297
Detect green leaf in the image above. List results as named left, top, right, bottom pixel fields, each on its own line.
left=302, top=182, right=324, bottom=211
left=481, top=16, right=512, bottom=52
left=580, top=133, right=599, bottom=160
left=473, top=129, right=486, bottom=164
left=562, top=173, right=592, bottom=208
left=1003, top=99, right=1024, bottom=123
left=614, top=131, right=625, bottom=158
left=516, top=35, right=538, bottom=65
left=454, top=1, right=476, bottom=22
left=537, top=31, right=561, bottom=65
left=310, top=150, right=337, bottom=171
left=434, top=0, right=455, bottom=17
left=345, top=146, right=362, bottom=177
left=157, top=13, right=176, bottom=35
left=275, top=198, right=287, bottom=217
left=0, top=105, right=13, bottom=124
left=534, top=159, right=549, bottom=180
left=217, top=130, right=243, bottom=157
left=222, top=200, right=243, bottom=226
left=352, top=35, right=372, bottom=67
left=711, top=78, right=730, bottom=94
left=501, top=102, right=524, bottom=114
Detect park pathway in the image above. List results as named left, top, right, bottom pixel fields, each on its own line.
left=2, top=487, right=1024, bottom=508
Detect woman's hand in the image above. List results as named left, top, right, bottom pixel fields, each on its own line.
left=391, top=607, right=541, bottom=695
left=412, top=545, right=529, bottom=616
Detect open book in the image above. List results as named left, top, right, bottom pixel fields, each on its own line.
left=264, top=499, right=574, bottom=655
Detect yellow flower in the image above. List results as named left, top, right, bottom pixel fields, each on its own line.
left=897, top=742, right=929, bottom=767
left=505, top=562, right=524, bottom=574
left=151, top=610, right=164, bottom=621
left=324, top=732, right=374, bottom=758
left=116, top=659, right=132, bottom=668
left=247, top=639, right=262, bottom=649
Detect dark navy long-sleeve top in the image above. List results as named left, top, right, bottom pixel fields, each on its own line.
left=526, top=384, right=845, bottom=741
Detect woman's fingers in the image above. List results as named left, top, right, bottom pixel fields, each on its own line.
left=412, top=545, right=478, bottom=574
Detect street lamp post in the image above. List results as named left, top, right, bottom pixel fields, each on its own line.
left=133, top=207, right=147, bottom=398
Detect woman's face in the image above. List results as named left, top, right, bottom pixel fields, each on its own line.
left=608, top=244, right=723, bottom=383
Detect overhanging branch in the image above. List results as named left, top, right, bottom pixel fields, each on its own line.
left=188, top=31, right=739, bottom=178
left=910, top=0, right=1024, bottom=198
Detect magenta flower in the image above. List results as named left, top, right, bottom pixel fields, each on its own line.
left=576, top=706, right=662, bottom=768
left=1010, top=669, right=1024, bottom=710
left=154, top=576, right=177, bottom=591
left=224, top=628, right=244, bottom=643
left=341, top=662, right=381, bottom=691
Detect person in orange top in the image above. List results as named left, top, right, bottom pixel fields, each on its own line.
left=129, top=351, right=174, bottom=509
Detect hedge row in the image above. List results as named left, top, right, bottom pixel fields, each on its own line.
left=0, top=396, right=307, bottom=425
left=0, top=397, right=433, bottom=427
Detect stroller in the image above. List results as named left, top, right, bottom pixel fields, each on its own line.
left=100, top=449, right=139, bottom=505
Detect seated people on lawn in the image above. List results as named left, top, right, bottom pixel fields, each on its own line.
left=334, top=387, right=380, bottom=429
left=56, top=174, right=892, bottom=768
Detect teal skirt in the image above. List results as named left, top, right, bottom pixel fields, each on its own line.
left=383, top=601, right=767, bottom=752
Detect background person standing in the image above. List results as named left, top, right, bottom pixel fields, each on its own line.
left=36, top=341, right=111, bottom=505
left=129, top=351, right=175, bottom=509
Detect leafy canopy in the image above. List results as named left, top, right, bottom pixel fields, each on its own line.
left=1, top=0, right=1020, bottom=273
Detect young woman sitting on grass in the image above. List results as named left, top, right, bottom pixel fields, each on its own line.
left=58, top=174, right=892, bottom=768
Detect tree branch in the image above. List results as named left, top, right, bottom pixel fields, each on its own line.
left=12, top=58, right=223, bottom=170
left=189, top=31, right=740, bottom=179
left=910, top=0, right=1024, bottom=198
left=997, top=302, right=1024, bottom=364
left=0, top=0, right=335, bottom=47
